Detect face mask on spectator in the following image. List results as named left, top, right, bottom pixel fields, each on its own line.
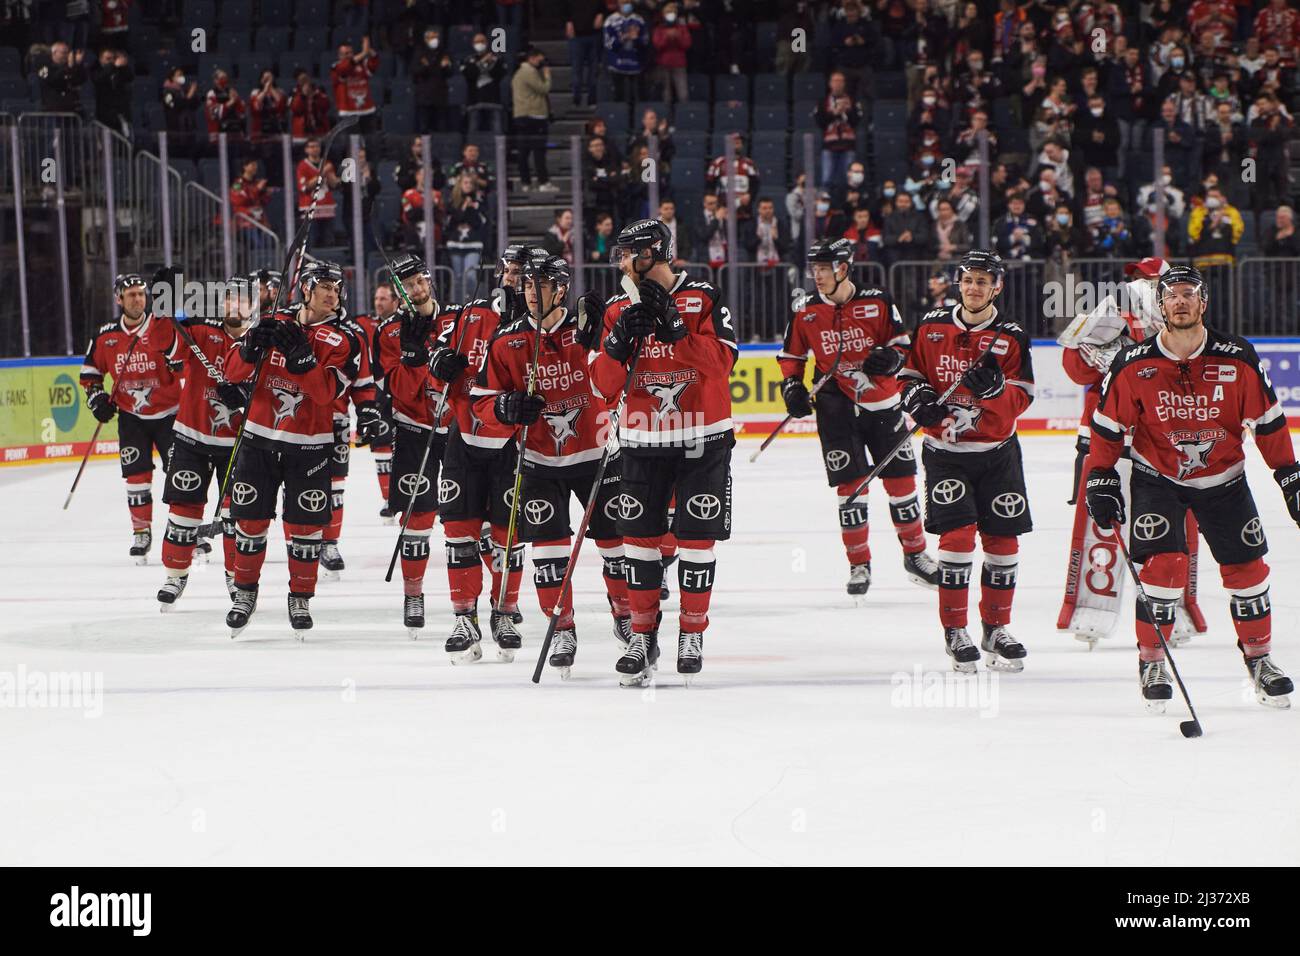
left=816, top=201, right=830, bottom=215
left=848, top=171, right=864, bottom=186
left=969, top=59, right=983, bottom=72
left=473, top=42, right=487, bottom=54
left=1056, top=212, right=1070, bottom=225
left=1170, top=57, right=1185, bottom=69
left=883, top=187, right=896, bottom=197
left=1031, top=64, right=1046, bottom=78
left=428, top=38, right=439, bottom=49
left=922, top=95, right=936, bottom=107
left=665, top=12, right=677, bottom=22
left=176, top=74, right=184, bottom=85
left=921, top=154, right=935, bottom=167
left=621, top=2, right=633, bottom=12
left=1090, top=107, right=1103, bottom=117
left=937, top=179, right=951, bottom=190
left=1162, top=173, right=1172, bottom=185
left=1205, top=197, right=1221, bottom=209
left=905, top=181, right=922, bottom=193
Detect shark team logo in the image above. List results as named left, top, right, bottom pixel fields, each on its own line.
left=1170, top=428, right=1223, bottom=481
left=207, top=397, right=236, bottom=432
left=646, top=380, right=691, bottom=425
left=543, top=406, right=582, bottom=457
left=270, top=387, right=305, bottom=427
left=941, top=404, right=982, bottom=444
left=124, top=384, right=153, bottom=410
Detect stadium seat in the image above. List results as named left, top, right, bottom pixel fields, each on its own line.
left=0, top=48, right=21, bottom=77
left=873, top=100, right=908, bottom=130
left=255, top=27, right=291, bottom=54
left=213, top=30, right=250, bottom=56
left=673, top=131, right=708, bottom=157
left=384, top=105, right=413, bottom=135
left=686, top=74, right=709, bottom=101
left=714, top=75, right=748, bottom=102
left=595, top=103, right=629, bottom=130
left=261, top=0, right=293, bottom=26
left=431, top=132, right=463, bottom=160
left=753, top=104, right=789, bottom=130
left=673, top=101, right=709, bottom=131
left=187, top=0, right=217, bottom=30
left=446, top=74, right=467, bottom=107
left=637, top=101, right=669, bottom=125
left=754, top=23, right=779, bottom=70
left=756, top=159, right=787, bottom=188
left=218, top=0, right=252, bottom=26
left=672, top=159, right=705, bottom=194
left=448, top=26, right=477, bottom=60
left=751, top=135, right=786, bottom=165
left=792, top=100, right=819, bottom=130
left=792, top=73, right=826, bottom=102
left=295, top=0, right=330, bottom=22
left=753, top=73, right=787, bottom=103
left=713, top=102, right=749, bottom=131
left=874, top=71, right=908, bottom=98
left=293, top=27, right=328, bottom=52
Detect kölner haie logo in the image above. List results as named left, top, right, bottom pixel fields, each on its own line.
left=49, top=885, right=151, bottom=936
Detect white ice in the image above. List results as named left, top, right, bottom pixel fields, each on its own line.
left=1, top=434, right=1296, bottom=866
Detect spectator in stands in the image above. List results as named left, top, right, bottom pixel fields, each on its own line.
left=1108, top=42, right=1152, bottom=179
left=830, top=161, right=868, bottom=214
left=566, top=0, right=605, bottom=107
left=1087, top=196, right=1142, bottom=259
left=1255, top=0, right=1300, bottom=57
left=742, top=197, right=788, bottom=266
left=98, top=0, right=131, bottom=43
left=1205, top=72, right=1242, bottom=119
left=497, top=0, right=525, bottom=53
left=1025, top=165, right=1069, bottom=223
left=1202, top=99, right=1244, bottom=184
left=297, top=137, right=341, bottom=247
left=659, top=198, right=690, bottom=265
left=776, top=0, right=814, bottom=75
left=204, top=69, right=246, bottom=147
left=582, top=136, right=623, bottom=222
left=909, top=86, right=952, bottom=147
left=882, top=190, right=929, bottom=265
left=1263, top=205, right=1299, bottom=257
left=924, top=270, right=958, bottom=314
left=331, top=38, right=380, bottom=134
left=449, top=143, right=494, bottom=195
left=953, top=109, right=996, bottom=165
left=161, top=67, right=201, bottom=157
left=831, top=1, right=877, bottom=97
left=1136, top=164, right=1188, bottom=222
left=604, top=2, right=650, bottom=104
left=249, top=71, right=288, bottom=154
left=1166, top=70, right=1211, bottom=133
left=930, top=170, right=979, bottom=223
left=931, top=198, right=971, bottom=261
left=786, top=173, right=807, bottom=246
left=811, top=189, right=848, bottom=240
left=985, top=163, right=1010, bottom=222
left=992, top=191, right=1043, bottom=261
left=462, top=34, right=508, bottom=133
left=541, top=208, right=575, bottom=265
left=1071, top=94, right=1120, bottom=182
left=230, top=158, right=273, bottom=242
left=412, top=27, right=454, bottom=134
left=587, top=211, right=616, bottom=263
left=842, top=205, right=881, bottom=262
left=446, top=172, right=490, bottom=299
left=1188, top=186, right=1242, bottom=267
left=1044, top=203, right=1085, bottom=260
left=652, top=3, right=691, bottom=106
left=707, top=134, right=760, bottom=223
left=395, top=136, right=445, bottom=193
left=512, top=46, right=557, bottom=194
left=953, top=1, right=991, bottom=63
left=628, top=108, right=675, bottom=175
left=1248, top=92, right=1292, bottom=214
left=399, top=165, right=442, bottom=252
left=289, top=70, right=332, bottom=146
left=584, top=117, right=622, bottom=165
left=816, top=71, right=862, bottom=190
left=91, top=47, right=131, bottom=139
left=342, top=142, right=381, bottom=240
left=622, top=143, right=652, bottom=222
left=1072, top=167, right=1111, bottom=233
left=1154, top=99, right=1197, bottom=192
left=693, top=193, right=729, bottom=269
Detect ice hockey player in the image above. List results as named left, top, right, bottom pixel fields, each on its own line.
left=156, top=277, right=255, bottom=608
left=80, top=273, right=181, bottom=563
left=473, top=252, right=629, bottom=677
left=1055, top=256, right=1206, bottom=646
left=358, top=281, right=400, bottom=520
left=777, top=237, right=939, bottom=600
left=406, top=246, right=528, bottom=658
left=1085, top=265, right=1297, bottom=711
left=254, top=269, right=282, bottom=316
left=315, top=279, right=382, bottom=579
left=898, top=249, right=1034, bottom=673
left=590, top=219, right=738, bottom=686
left=222, top=260, right=360, bottom=636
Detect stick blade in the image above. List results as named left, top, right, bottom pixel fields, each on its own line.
left=1179, top=720, right=1203, bottom=738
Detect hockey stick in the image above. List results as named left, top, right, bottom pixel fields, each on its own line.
left=62, top=321, right=149, bottom=511
left=749, top=309, right=848, bottom=463
left=841, top=326, right=1007, bottom=509
left=211, top=116, right=358, bottom=520
left=1110, top=521, right=1204, bottom=738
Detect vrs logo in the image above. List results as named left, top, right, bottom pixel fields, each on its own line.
left=49, top=373, right=79, bottom=431
left=49, top=885, right=151, bottom=936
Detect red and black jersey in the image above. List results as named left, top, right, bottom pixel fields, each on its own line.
left=778, top=283, right=910, bottom=411
left=900, top=305, right=1035, bottom=453
left=589, top=273, right=738, bottom=450
left=224, top=309, right=356, bottom=453
left=80, top=314, right=181, bottom=420
left=375, top=305, right=456, bottom=431
left=1091, top=326, right=1295, bottom=488
left=472, top=311, right=610, bottom=475
left=326, top=312, right=376, bottom=422
left=434, top=299, right=512, bottom=447
left=173, top=320, right=242, bottom=448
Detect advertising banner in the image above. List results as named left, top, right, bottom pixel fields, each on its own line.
left=0, top=358, right=118, bottom=465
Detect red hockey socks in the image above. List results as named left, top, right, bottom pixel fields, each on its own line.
left=882, top=476, right=926, bottom=555
left=978, top=534, right=1019, bottom=627
left=624, top=536, right=664, bottom=634
left=161, top=502, right=205, bottom=572
left=597, top=538, right=630, bottom=617
left=284, top=522, right=323, bottom=596
left=676, top=538, right=716, bottom=634
left=1136, top=552, right=1186, bottom=661
left=937, top=525, right=977, bottom=629
left=126, top=473, right=152, bottom=530
left=835, top=481, right=871, bottom=565
left=489, top=524, right=523, bottom=615
left=1223, top=559, right=1271, bottom=657
left=444, top=519, right=483, bottom=614
left=220, top=498, right=236, bottom=573
left=531, top=537, right=573, bottom=628
left=399, top=510, right=436, bottom=597
left=232, top=518, right=271, bottom=589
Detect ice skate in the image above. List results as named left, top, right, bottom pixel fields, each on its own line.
left=157, top=573, right=188, bottom=611
left=319, top=540, right=344, bottom=580
left=224, top=571, right=236, bottom=599
left=549, top=626, right=577, bottom=679
left=287, top=592, right=313, bottom=638
left=403, top=593, right=425, bottom=639
left=1139, top=659, right=1173, bottom=714
left=226, top=584, right=258, bottom=638
left=445, top=612, right=483, bottom=664
left=490, top=609, right=522, bottom=662
left=616, top=632, right=660, bottom=687
left=944, top=626, right=980, bottom=674
left=847, top=562, right=871, bottom=605
left=980, top=623, right=1026, bottom=673
left=677, top=631, right=703, bottom=683
left=379, top=505, right=396, bottom=525
left=1243, top=651, right=1293, bottom=709
left=129, top=528, right=152, bottom=565
left=193, top=538, right=212, bottom=564
left=903, top=551, right=940, bottom=589
left=612, top=614, right=633, bottom=651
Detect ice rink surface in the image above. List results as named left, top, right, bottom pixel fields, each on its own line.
left=2, top=433, right=1296, bottom=866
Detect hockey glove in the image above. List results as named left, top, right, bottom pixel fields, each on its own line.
left=281, top=324, right=317, bottom=375
left=399, top=311, right=432, bottom=367
left=603, top=305, right=655, bottom=363
left=575, top=290, right=606, bottom=351
left=494, top=390, right=545, bottom=426
left=87, top=388, right=117, bottom=423
left=428, top=344, right=469, bottom=382
left=355, top=401, right=386, bottom=446
left=216, top=382, right=249, bottom=410
left=861, top=345, right=905, bottom=377
left=270, top=318, right=302, bottom=351
left=961, top=355, right=1005, bottom=400
left=637, top=277, right=673, bottom=320
left=655, top=302, right=688, bottom=345
left=900, top=380, right=947, bottom=428
left=781, top=377, right=813, bottom=418
left=1274, top=462, right=1300, bottom=529
left=1085, top=466, right=1126, bottom=529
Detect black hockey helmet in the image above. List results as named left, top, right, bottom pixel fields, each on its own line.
left=956, top=249, right=1005, bottom=284
left=611, top=218, right=673, bottom=265
left=806, top=237, right=853, bottom=270
left=523, top=252, right=571, bottom=289
left=388, top=252, right=431, bottom=283
left=1157, top=264, right=1208, bottom=304
left=114, top=273, right=148, bottom=297
left=300, top=259, right=345, bottom=298
left=253, top=267, right=282, bottom=290
left=496, top=242, right=534, bottom=285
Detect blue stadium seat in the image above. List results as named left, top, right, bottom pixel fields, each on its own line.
left=595, top=102, right=629, bottom=129
left=295, top=0, right=330, bottom=23
left=213, top=30, right=250, bottom=55
left=188, top=0, right=217, bottom=30
left=293, top=26, right=328, bottom=52
left=875, top=71, right=908, bottom=98
left=385, top=105, right=413, bottom=135
left=792, top=100, right=819, bottom=130
left=596, top=73, right=616, bottom=102
left=448, top=26, right=477, bottom=60
left=753, top=73, right=786, bottom=103
left=198, top=158, right=222, bottom=192
left=751, top=135, right=786, bottom=164
left=0, top=77, right=27, bottom=101
left=431, top=132, right=464, bottom=161
left=713, top=102, right=749, bottom=131
left=714, top=75, right=748, bottom=102
left=447, top=74, right=467, bottom=107
left=673, top=101, right=709, bottom=131
left=219, top=0, right=253, bottom=26
left=753, top=104, right=789, bottom=130
left=637, top=101, right=669, bottom=125
left=278, top=52, right=313, bottom=81
left=754, top=23, right=779, bottom=70
left=792, top=74, right=826, bottom=101
left=261, top=0, right=292, bottom=26
left=673, top=131, right=707, bottom=157
left=331, top=25, right=365, bottom=49
left=672, top=159, right=705, bottom=194
left=255, top=27, right=290, bottom=53
left=0, top=47, right=22, bottom=76
left=873, top=99, right=908, bottom=129
left=991, top=97, right=1014, bottom=129
left=756, top=159, right=787, bottom=188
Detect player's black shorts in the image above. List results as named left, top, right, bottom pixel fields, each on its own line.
left=162, top=438, right=232, bottom=506
left=388, top=421, right=446, bottom=514
left=517, top=459, right=622, bottom=542
left=329, top=418, right=351, bottom=479
left=228, top=444, right=332, bottom=526
left=617, top=436, right=733, bottom=541
left=921, top=436, right=1033, bottom=537
left=117, top=412, right=174, bottom=478
left=814, top=388, right=917, bottom=486
left=1129, top=464, right=1267, bottom=566
left=436, top=425, right=516, bottom=527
